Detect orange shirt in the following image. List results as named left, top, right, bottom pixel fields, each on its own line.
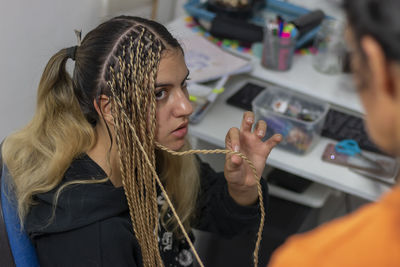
left=268, top=186, right=400, bottom=267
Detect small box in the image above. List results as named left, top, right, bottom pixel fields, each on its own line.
left=252, top=86, right=329, bottom=154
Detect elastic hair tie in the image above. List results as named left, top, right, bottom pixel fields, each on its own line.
left=66, top=46, right=78, bottom=61
left=66, top=29, right=82, bottom=61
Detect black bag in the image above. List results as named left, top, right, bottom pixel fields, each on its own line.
left=209, top=15, right=263, bottom=44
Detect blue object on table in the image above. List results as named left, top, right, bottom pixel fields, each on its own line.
left=335, top=139, right=384, bottom=172
left=335, top=139, right=361, bottom=156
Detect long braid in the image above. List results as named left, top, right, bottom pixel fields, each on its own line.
left=106, top=25, right=265, bottom=267
left=138, top=37, right=161, bottom=265
left=143, top=35, right=161, bottom=265
left=133, top=29, right=159, bottom=265
left=112, top=26, right=163, bottom=266
left=114, top=53, right=147, bottom=252
left=133, top=31, right=160, bottom=265
left=111, top=66, right=149, bottom=265
left=109, top=32, right=157, bottom=266
left=125, top=35, right=154, bottom=264
left=141, top=33, right=161, bottom=265
left=148, top=43, right=160, bottom=242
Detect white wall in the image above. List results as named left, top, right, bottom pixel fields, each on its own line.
left=156, top=0, right=177, bottom=24
left=174, top=0, right=187, bottom=19
left=0, top=0, right=182, bottom=141
left=105, top=0, right=152, bottom=19
left=0, top=0, right=107, bottom=141
left=0, top=0, right=184, bottom=142
left=105, top=0, right=176, bottom=24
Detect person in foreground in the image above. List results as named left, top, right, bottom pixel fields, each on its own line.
left=1, top=16, right=281, bottom=267
left=268, top=0, right=400, bottom=266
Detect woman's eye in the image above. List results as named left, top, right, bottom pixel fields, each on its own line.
left=155, top=89, right=167, bottom=100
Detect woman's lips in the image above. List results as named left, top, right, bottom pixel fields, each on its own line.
left=172, top=125, right=188, bottom=138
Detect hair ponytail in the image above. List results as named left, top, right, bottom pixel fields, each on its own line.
left=2, top=48, right=95, bottom=224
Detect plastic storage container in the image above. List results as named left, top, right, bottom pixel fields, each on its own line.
left=252, top=86, right=329, bottom=154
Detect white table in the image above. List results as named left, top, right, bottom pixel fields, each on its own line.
left=168, top=17, right=392, bottom=203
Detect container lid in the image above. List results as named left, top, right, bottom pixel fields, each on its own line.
left=252, top=85, right=330, bottom=124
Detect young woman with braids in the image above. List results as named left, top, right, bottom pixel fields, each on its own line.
left=268, top=0, right=400, bottom=266
left=1, top=16, right=281, bottom=267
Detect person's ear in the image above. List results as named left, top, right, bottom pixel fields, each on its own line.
left=360, top=36, right=395, bottom=97
left=93, top=95, right=114, bottom=125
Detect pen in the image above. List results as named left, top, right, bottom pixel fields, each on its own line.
left=279, top=22, right=284, bottom=37
left=189, top=75, right=229, bottom=124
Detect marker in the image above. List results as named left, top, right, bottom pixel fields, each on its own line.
left=279, top=22, right=284, bottom=37
left=190, top=75, right=229, bottom=124
left=290, top=27, right=298, bottom=39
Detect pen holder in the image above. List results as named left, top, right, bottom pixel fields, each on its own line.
left=261, top=34, right=296, bottom=71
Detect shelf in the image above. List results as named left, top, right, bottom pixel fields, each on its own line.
left=268, top=182, right=332, bottom=208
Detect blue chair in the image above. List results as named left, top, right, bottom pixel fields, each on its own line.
left=0, top=148, right=40, bottom=267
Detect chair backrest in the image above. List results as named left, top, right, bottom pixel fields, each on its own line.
left=0, top=143, right=40, bottom=267
left=0, top=143, right=15, bottom=267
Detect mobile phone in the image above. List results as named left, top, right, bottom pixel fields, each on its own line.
left=321, top=143, right=398, bottom=182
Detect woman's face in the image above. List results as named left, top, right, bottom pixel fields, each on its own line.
left=154, top=49, right=193, bottom=150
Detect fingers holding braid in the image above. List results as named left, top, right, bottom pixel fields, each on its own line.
left=224, top=111, right=282, bottom=192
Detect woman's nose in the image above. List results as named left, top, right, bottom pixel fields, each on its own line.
left=173, top=90, right=193, bottom=117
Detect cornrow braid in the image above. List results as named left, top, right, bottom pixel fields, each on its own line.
left=105, top=22, right=264, bottom=267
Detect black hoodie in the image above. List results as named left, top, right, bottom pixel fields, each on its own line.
left=25, top=154, right=268, bottom=267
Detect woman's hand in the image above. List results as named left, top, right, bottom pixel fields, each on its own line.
left=224, top=111, right=282, bottom=206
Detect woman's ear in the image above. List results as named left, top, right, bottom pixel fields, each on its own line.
left=93, top=95, right=114, bottom=125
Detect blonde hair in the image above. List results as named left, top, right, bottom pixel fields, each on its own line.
left=2, top=49, right=95, bottom=222
left=156, top=142, right=200, bottom=236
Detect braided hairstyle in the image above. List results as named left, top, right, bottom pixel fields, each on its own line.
left=72, top=16, right=190, bottom=266
left=3, top=15, right=265, bottom=267
left=73, top=16, right=265, bottom=267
